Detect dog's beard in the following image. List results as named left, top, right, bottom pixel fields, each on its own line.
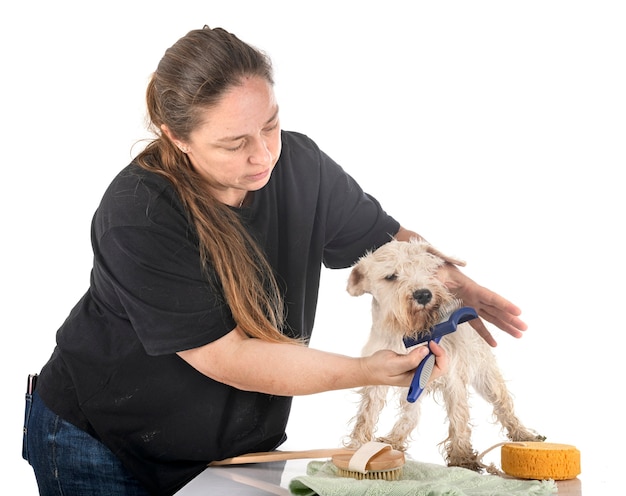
left=403, top=297, right=463, bottom=340
left=437, top=298, right=464, bottom=323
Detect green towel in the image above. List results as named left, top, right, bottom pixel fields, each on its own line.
left=289, top=459, right=557, bottom=496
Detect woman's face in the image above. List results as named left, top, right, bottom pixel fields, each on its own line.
left=179, top=76, right=281, bottom=207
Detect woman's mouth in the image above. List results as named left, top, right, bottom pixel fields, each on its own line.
left=247, top=168, right=270, bottom=182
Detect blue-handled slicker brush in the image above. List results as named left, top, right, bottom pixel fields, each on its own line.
left=403, top=306, right=478, bottom=403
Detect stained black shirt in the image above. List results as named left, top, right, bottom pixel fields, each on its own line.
left=37, top=131, right=400, bottom=495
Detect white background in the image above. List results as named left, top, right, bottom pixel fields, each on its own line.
left=2, top=1, right=624, bottom=494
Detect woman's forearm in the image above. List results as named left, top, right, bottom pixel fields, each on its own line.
left=177, top=326, right=436, bottom=396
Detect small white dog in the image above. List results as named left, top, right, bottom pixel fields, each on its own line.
left=345, top=238, right=543, bottom=470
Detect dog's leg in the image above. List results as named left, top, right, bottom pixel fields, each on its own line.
left=346, top=385, right=389, bottom=449
left=377, top=390, right=421, bottom=451
left=439, top=377, right=481, bottom=471
left=472, top=357, right=545, bottom=442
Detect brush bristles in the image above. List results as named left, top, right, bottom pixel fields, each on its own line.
left=335, top=467, right=403, bottom=481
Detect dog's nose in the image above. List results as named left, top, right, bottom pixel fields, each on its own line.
left=412, top=289, right=432, bottom=305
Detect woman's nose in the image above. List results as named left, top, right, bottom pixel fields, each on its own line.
left=249, top=137, right=273, bottom=165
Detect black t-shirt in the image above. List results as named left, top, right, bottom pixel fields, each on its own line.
left=37, top=131, right=400, bottom=495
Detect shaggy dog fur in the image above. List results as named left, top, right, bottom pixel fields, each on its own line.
left=345, top=239, right=543, bottom=470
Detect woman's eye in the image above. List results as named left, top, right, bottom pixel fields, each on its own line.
left=226, top=141, right=245, bottom=152
left=263, top=122, right=279, bottom=134
left=384, top=274, right=398, bottom=281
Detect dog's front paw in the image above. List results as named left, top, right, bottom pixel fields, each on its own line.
left=447, top=452, right=482, bottom=472
left=344, top=429, right=376, bottom=450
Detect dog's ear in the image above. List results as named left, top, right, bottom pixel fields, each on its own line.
left=425, top=244, right=466, bottom=267
left=347, top=264, right=369, bottom=296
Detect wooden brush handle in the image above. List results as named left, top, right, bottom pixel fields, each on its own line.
left=209, top=448, right=355, bottom=466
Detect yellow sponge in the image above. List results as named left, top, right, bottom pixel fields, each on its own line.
left=501, top=442, right=581, bottom=480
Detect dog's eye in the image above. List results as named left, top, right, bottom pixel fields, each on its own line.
left=384, top=274, right=398, bottom=281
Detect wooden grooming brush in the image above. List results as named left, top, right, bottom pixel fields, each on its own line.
left=210, top=441, right=405, bottom=481
left=331, top=442, right=405, bottom=480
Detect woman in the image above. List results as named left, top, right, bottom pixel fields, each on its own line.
left=22, top=26, right=527, bottom=496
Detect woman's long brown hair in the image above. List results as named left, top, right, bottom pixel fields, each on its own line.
left=135, top=26, right=295, bottom=344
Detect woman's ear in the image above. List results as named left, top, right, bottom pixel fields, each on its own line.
left=161, top=124, right=189, bottom=153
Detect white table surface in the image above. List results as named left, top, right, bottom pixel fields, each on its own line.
left=174, top=459, right=584, bottom=496
left=175, top=460, right=301, bottom=495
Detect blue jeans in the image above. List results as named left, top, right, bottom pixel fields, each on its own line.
left=23, top=388, right=150, bottom=496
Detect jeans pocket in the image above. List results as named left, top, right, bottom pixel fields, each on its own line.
left=22, top=393, right=33, bottom=462
left=22, top=374, right=37, bottom=462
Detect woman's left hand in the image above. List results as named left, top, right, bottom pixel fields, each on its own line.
left=394, top=227, right=528, bottom=347
left=436, top=262, right=528, bottom=347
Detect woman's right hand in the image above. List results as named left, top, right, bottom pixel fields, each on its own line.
left=359, top=340, right=448, bottom=388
